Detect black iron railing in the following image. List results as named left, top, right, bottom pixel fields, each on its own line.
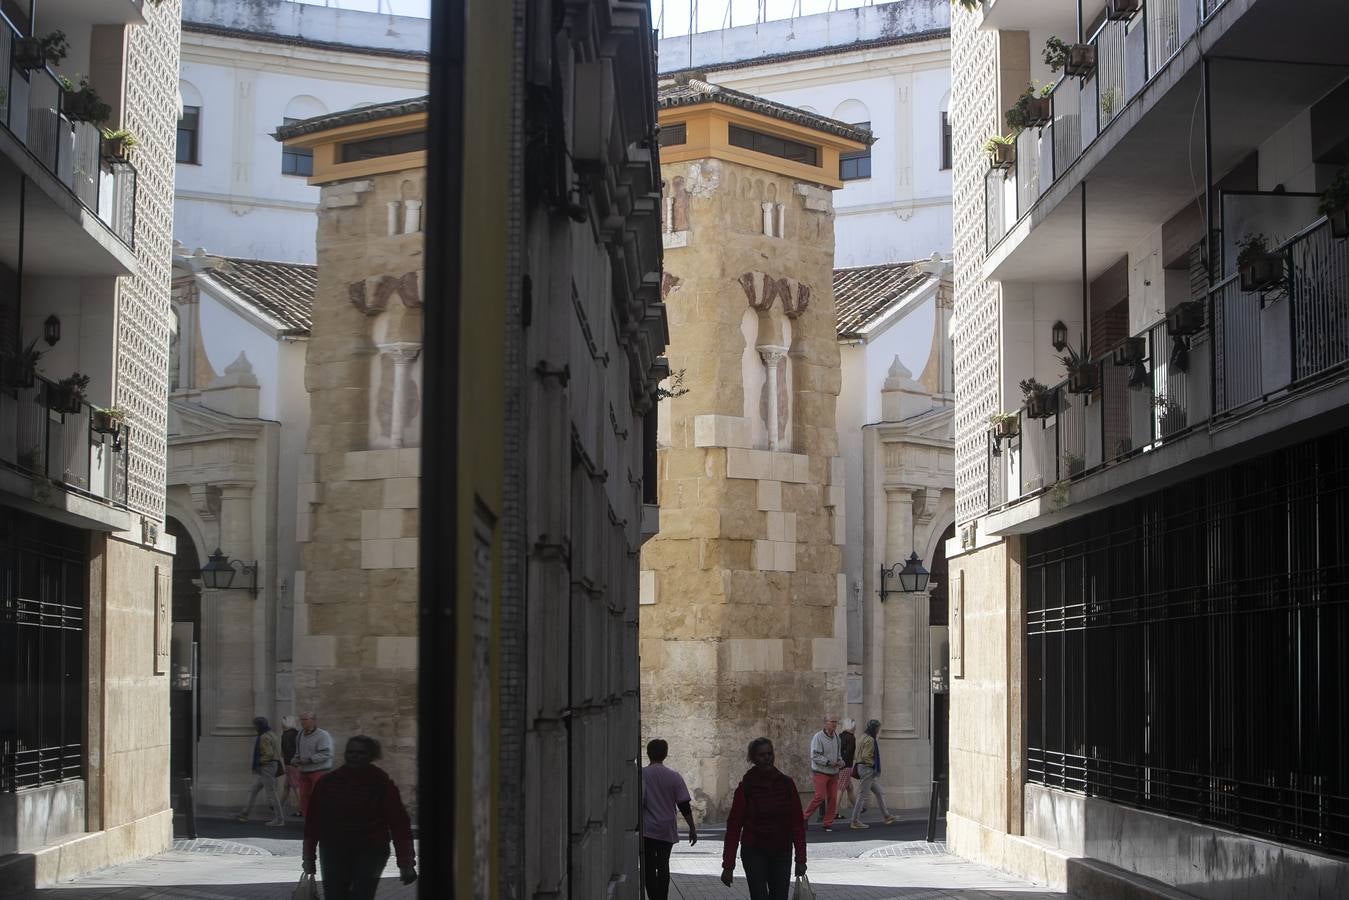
left=0, top=371, right=129, bottom=507
left=988, top=217, right=1349, bottom=514
left=1025, top=432, right=1349, bottom=856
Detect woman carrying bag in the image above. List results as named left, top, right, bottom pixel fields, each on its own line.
left=849, top=718, right=897, bottom=829
left=720, top=737, right=807, bottom=900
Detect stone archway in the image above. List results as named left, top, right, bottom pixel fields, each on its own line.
left=165, top=516, right=201, bottom=832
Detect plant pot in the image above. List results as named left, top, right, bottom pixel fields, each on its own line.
left=1067, top=364, right=1099, bottom=394
left=1026, top=390, right=1057, bottom=420
left=1106, top=0, right=1141, bottom=20
left=46, top=383, right=83, bottom=415
left=1328, top=206, right=1349, bottom=240
left=101, top=136, right=131, bottom=163
left=1065, top=44, right=1096, bottom=77
left=91, top=409, right=123, bottom=435
left=62, top=89, right=105, bottom=123
left=14, top=37, right=49, bottom=71
left=1239, top=254, right=1283, bottom=293
left=1166, top=300, right=1205, bottom=337
left=988, top=142, right=1015, bottom=170
left=992, top=417, right=1020, bottom=441
left=1025, top=96, right=1052, bottom=127
left=1, top=355, right=36, bottom=389
left=1111, top=336, right=1146, bottom=367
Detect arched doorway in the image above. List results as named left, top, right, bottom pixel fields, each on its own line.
left=928, top=522, right=956, bottom=825
left=165, top=517, right=201, bottom=836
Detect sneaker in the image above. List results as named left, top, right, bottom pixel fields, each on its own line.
left=883, top=815, right=897, bottom=825
left=822, top=824, right=833, bottom=832
left=265, top=819, right=286, bottom=827
left=850, top=822, right=869, bottom=830
left=233, top=813, right=249, bottom=822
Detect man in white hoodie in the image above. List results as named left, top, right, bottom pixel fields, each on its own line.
left=800, top=714, right=844, bottom=831
left=291, top=711, right=334, bottom=816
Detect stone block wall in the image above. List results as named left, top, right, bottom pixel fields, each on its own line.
left=292, top=168, right=425, bottom=808
left=641, top=157, right=847, bottom=820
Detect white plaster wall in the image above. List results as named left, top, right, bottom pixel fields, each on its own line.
left=1257, top=109, right=1317, bottom=195
left=1000, top=281, right=1081, bottom=410
left=21, top=277, right=119, bottom=408
left=196, top=290, right=284, bottom=419
left=862, top=296, right=937, bottom=424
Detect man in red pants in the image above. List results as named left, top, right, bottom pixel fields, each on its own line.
left=801, top=714, right=844, bottom=831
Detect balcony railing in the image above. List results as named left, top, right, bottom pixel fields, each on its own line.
left=0, top=20, right=138, bottom=248
left=987, top=216, right=1349, bottom=515
left=0, top=371, right=130, bottom=507
left=985, top=0, right=1202, bottom=253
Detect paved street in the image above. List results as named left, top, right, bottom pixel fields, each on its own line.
left=25, top=815, right=1064, bottom=900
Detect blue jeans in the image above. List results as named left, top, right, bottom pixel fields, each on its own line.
left=741, top=846, right=791, bottom=900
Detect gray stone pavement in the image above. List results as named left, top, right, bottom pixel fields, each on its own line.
left=25, top=816, right=1063, bottom=899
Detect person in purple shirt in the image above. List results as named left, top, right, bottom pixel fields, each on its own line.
left=641, top=739, right=697, bottom=900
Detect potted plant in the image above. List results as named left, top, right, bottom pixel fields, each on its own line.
left=1153, top=394, right=1186, bottom=435
left=1058, top=341, right=1098, bottom=394
left=14, top=30, right=67, bottom=71
left=1166, top=300, right=1205, bottom=336
left=985, top=134, right=1016, bottom=170
left=1106, top=0, right=1141, bottom=21
left=1111, top=336, right=1146, bottom=367
left=91, top=405, right=126, bottom=436
left=48, top=372, right=89, bottom=414
left=1060, top=451, right=1086, bottom=477
left=1006, top=83, right=1053, bottom=132
left=989, top=411, right=1020, bottom=441
left=1020, top=377, right=1056, bottom=420
left=59, top=76, right=112, bottom=125
left=101, top=129, right=139, bottom=163
left=1319, top=169, right=1349, bottom=240
left=1099, top=87, right=1119, bottom=119
left=1236, top=233, right=1283, bottom=292
left=1, top=338, right=42, bottom=389
left=1044, top=36, right=1096, bottom=77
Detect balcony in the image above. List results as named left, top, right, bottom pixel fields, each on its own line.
left=0, top=370, right=130, bottom=516
left=985, top=215, right=1349, bottom=521
left=982, top=0, right=1349, bottom=284
left=0, top=14, right=139, bottom=275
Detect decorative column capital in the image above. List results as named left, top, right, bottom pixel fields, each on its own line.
left=378, top=341, right=423, bottom=364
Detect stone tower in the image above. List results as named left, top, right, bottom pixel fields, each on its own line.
left=641, top=81, right=872, bottom=818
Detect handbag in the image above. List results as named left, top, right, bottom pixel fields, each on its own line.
left=292, top=873, right=320, bottom=900
left=793, top=874, right=816, bottom=900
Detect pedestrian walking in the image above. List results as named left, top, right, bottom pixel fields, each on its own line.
left=235, top=716, right=285, bottom=826
left=849, top=719, right=897, bottom=829
left=838, top=718, right=857, bottom=814
left=291, top=711, right=334, bottom=816
left=301, top=735, right=416, bottom=900
left=279, top=715, right=303, bottom=818
left=721, top=738, right=806, bottom=900
left=800, top=713, right=843, bottom=831
left=640, top=739, right=697, bottom=900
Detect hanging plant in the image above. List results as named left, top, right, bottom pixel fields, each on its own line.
left=1006, top=83, right=1053, bottom=132
left=2, top=338, right=42, bottom=388
left=1057, top=341, right=1098, bottom=394
left=59, top=76, right=112, bottom=125
left=989, top=411, right=1020, bottom=441
left=101, top=128, right=139, bottom=163
left=985, top=134, right=1016, bottom=170
left=1235, top=233, right=1283, bottom=293
left=14, top=30, right=67, bottom=71
left=48, top=372, right=90, bottom=414
left=91, top=405, right=126, bottom=436
left=1020, top=377, right=1056, bottom=420
left=1044, top=36, right=1096, bottom=77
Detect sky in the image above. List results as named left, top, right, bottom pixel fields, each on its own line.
left=653, top=0, right=879, bottom=36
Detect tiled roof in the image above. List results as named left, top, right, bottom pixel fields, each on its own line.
left=657, top=79, right=875, bottom=144
left=204, top=258, right=317, bottom=335
left=274, top=95, right=428, bottom=141
left=834, top=261, right=931, bottom=338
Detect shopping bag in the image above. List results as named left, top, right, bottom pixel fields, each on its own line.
left=793, top=874, right=816, bottom=900
left=292, top=873, right=320, bottom=900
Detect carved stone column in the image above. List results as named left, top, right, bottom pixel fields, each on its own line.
left=380, top=341, right=423, bottom=449
left=758, top=346, right=787, bottom=450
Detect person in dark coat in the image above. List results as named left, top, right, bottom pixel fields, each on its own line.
left=838, top=718, right=857, bottom=815
left=279, top=715, right=302, bottom=818
left=302, top=736, right=416, bottom=900
left=721, top=737, right=807, bottom=900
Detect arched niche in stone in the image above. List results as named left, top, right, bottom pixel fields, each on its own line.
left=739, top=292, right=794, bottom=452
left=369, top=295, right=424, bottom=449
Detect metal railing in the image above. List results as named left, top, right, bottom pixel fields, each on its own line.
left=988, top=217, right=1349, bottom=515
left=987, top=0, right=1199, bottom=251
left=0, top=371, right=130, bottom=507
left=0, top=20, right=138, bottom=248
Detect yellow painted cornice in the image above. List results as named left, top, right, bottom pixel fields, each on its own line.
left=657, top=103, right=867, bottom=190
left=280, top=111, right=427, bottom=184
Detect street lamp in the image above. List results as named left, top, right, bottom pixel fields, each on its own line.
left=201, top=548, right=258, bottom=595
left=879, top=551, right=930, bottom=602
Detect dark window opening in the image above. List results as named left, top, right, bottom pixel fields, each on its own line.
left=840, top=120, right=871, bottom=181
left=339, top=131, right=427, bottom=164
left=176, top=105, right=200, bottom=165
left=728, top=124, right=818, bottom=167
left=940, top=111, right=952, bottom=171
left=281, top=118, right=314, bottom=177
left=658, top=122, right=686, bottom=147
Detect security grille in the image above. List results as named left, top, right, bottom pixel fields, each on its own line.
left=1026, top=429, right=1349, bottom=856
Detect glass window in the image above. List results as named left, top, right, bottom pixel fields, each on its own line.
left=339, top=131, right=427, bottom=164
left=940, top=111, right=952, bottom=171
left=176, top=106, right=200, bottom=165
left=281, top=118, right=314, bottom=177
left=658, top=122, right=686, bottom=147
left=839, top=121, right=871, bottom=181
left=727, top=124, right=819, bottom=167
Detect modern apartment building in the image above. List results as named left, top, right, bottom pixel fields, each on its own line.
left=949, top=0, right=1349, bottom=894
left=0, top=0, right=180, bottom=890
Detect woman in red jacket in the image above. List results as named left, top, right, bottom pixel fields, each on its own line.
left=301, top=736, right=416, bottom=900
left=721, top=737, right=807, bottom=899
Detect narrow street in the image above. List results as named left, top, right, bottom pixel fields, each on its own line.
left=27, top=816, right=1063, bottom=900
